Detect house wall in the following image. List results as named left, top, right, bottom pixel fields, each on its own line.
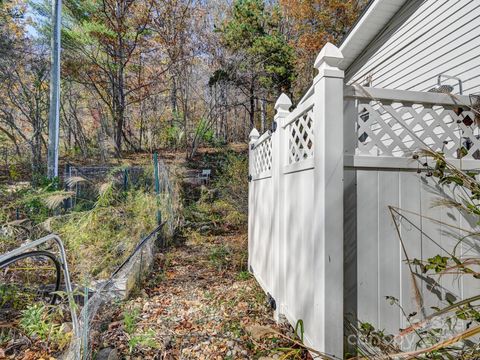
left=347, top=0, right=480, bottom=95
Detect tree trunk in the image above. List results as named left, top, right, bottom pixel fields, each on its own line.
left=260, top=97, right=266, bottom=133
left=220, top=82, right=227, bottom=142
left=31, top=95, right=42, bottom=180
left=249, top=82, right=255, bottom=129
left=114, top=105, right=124, bottom=156
left=114, top=54, right=126, bottom=157
left=171, top=75, right=177, bottom=125
left=113, top=0, right=128, bottom=157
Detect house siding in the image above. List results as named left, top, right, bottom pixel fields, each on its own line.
left=347, top=0, right=480, bottom=96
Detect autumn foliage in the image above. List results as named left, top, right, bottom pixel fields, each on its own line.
left=0, top=0, right=367, bottom=179
left=280, top=0, right=367, bottom=92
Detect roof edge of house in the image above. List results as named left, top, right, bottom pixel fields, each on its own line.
left=337, top=0, right=376, bottom=50
left=338, top=0, right=410, bottom=72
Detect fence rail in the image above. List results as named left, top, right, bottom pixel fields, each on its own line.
left=346, top=85, right=480, bottom=163
left=252, top=131, right=273, bottom=179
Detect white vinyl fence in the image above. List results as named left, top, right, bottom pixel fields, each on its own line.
left=248, top=43, right=479, bottom=357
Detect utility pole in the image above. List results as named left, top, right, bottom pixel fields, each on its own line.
left=47, top=0, right=62, bottom=179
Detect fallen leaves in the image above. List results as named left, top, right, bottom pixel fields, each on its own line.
left=246, top=324, right=276, bottom=340
left=95, top=236, right=311, bottom=359
left=20, top=350, right=55, bottom=360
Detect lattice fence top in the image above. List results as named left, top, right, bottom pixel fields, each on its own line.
left=287, top=107, right=314, bottom=164
left=253, top=135, right=273, bottom=176
left=357, top=99, right=478, bottom=159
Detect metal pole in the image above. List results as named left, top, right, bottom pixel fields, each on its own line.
left=153, top=153, right=162, bottom=245
left=123, top=168, right=128, bottom=190
left=82, top=282, right=89, bottom=360
left=153, top=152, right=160, bottom=195
left=47, top=0, right=62, bottom=179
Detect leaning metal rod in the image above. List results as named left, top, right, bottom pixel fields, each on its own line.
left=0, top=250, right=62, bottom=305
left=0, top=234, right=79, bottom=337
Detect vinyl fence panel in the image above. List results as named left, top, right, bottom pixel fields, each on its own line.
left=249, top=43, right=479, bottom=357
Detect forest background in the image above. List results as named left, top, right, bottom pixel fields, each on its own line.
left=0, top=0, right=366, bottom=181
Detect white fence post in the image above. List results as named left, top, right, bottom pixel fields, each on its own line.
left=312, top=42, right=345, bottom=357
left=343, top=92, right=358, bottom=352
left=248, top=128, right=259, bottom=273
left=272, top=94, right=291, bottom=321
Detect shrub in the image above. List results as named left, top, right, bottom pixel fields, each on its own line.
left=209, top=244, right=231, bottom=270
left=123, top=307, right=140, bottom=335
left=128, top=329, right=158, bottom=353
left=215, top=152, right=248, bottom=215
left=19, top=304, right=70, bottom=348
left=51, top=188, right=159, bottom=279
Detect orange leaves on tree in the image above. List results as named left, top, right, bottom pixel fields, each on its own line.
left=280, top=0, right=365, bottom=54
left=279, top=0, right=367, bottom=94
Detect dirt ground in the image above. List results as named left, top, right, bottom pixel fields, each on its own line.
left=99, top=234, right=311, bottom=359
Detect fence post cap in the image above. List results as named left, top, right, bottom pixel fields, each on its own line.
left=314, top=42, right=344, bottom=69
left=249, top=128, right=260, bottom=141
left=275, top=93, right=292, bottom=112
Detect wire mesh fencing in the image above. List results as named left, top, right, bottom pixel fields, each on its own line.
left=63, top=156, right=178, bottom=360
left=63, top=164, right=148, bottom=211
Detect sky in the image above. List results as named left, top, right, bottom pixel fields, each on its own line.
left=25, top=0, right=44, bottom=39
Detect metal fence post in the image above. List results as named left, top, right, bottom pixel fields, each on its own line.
left=311, top=42, right=345, bottom=357
left=153, top=152, right=160, bottom=195
left=123, top=168, right=129, bottom=190
left=153, top=152, right=163, bottom=247
left=82, top=282, right=89, bottom=360
left=64, top=163, right=71, bottom=210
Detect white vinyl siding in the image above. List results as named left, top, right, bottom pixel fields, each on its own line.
left=347, top=0, right=480, bottom=96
